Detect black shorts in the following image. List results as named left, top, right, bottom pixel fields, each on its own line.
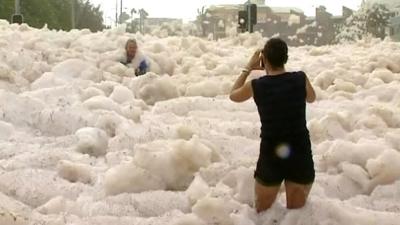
left=254, top=133, right=315, bottom=186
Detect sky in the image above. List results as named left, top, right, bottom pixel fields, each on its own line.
left=89, top=0, right=363, bottom=25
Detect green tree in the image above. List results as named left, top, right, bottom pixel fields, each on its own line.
left=336, top=3, right=393, bottom=41
left=0, top=0, right=104, bottom=31
left=126, top=19, right=139, bottom=33
left=0, top=0, right=16, bottom=22
left=118, top=12, right=130, bottom=24
left=75, top=0, right=104, bottom=31
left=196, top=6, right=209, bottom=37
left=366, top=4, right=391, bottom=39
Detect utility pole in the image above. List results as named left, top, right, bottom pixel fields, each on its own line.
left=245, top=0, right=257, bottom=33
left=139, top=9, right=143, bottom=33
left=15, top=0, right=21, bottom=14
left=138, top=9, right=148, bottom=33
left=12, top=0, right=23, bottom=24
left=120, top=0, right=123, bottom=22
left=71, top=0, right=75, bottom=29
left=247, top=0, right=251, bottom=32
left=115, top=0, right=118, bottom=26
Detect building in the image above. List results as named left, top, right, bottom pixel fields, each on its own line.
left=203, top=2, right=355, bottom=45
left=205, top=2, right=306, bottom=41
left=129, top=17, right=183, bottom=34
left=254, top=7, right=306, bottom=45
left=250, top=0, right=265, bottom=5
left=390, top=16, right=400, bottom=41
left=144, top=18, right=182, bottom=27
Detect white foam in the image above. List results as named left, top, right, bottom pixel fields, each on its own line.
left=109, top=85, right=134, bottom=104
left=132, top=136, right=219, bottom=190
left=82, top=95, right=122, bottom=114
left=57, top=160, right=93, bottom=184
left=75, top=127, right=109, bottom=157
left=0, top=120, right=14, bottom=140
left=1, top=20, right=400, bottom=224
left=130, top=73, right=180, bottom=105
left=192, top=197, right=233, bottom=225
left=186, top=174, right=210, bottom=205
left=366, top=149, right=400, bottom=191
left=104, top=162, right=165, bottom=195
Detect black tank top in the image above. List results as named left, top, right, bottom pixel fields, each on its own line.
left=251, top=71, right=309, bottom=138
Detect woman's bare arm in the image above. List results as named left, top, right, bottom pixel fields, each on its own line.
left=305, top=75, right=316, bottom=103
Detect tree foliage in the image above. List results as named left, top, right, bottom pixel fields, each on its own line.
left=196, top=6, right=210, bottom=37
left=336, top=3, right=392, bottom=41
left=0, top=0, right=104, bottom=31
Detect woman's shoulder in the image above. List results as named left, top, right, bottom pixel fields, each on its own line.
left=288, top=71, right=306, bottom=76
left=287, top=71, right=307, bottom=81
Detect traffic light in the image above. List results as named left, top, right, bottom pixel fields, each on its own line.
left=12, top=14, right=23, bottom=24
left=238, top=4, right=257, bottom=33
left=238, top=10, right=247, bottom=30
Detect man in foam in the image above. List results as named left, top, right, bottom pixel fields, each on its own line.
left=121, top=38, right=149, bottom=76
left=230, top=38, right=316, bottom=213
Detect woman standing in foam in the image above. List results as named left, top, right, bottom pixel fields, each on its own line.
left=229, top=38, right=317, bottom=213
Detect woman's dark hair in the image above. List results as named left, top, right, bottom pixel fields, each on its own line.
left=263, top=38, right=288, bottom=69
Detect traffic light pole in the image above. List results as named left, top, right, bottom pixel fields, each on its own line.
left=120, top=0, right=123, bottom=20
left=12, top=0, right=23, bottom=24
left=139, top=9, right=144, bottom=33
left=15, top=0, right=21, bottom=14
left=71, top=0, right=75, bottom=29
left=138, top=9, right=148, bottom=34
left=247, top=1, right=253, bottom=33
left=238, top=2, right=256, bottom=33
left=115, top=0, right=118, bottom=26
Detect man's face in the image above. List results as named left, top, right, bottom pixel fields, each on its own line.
left=126, top=42, right=137, bottom=58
